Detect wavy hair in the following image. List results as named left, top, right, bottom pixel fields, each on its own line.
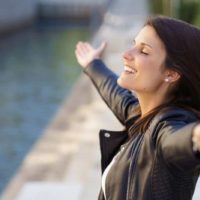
left=130, top=16, right=200, bottom=137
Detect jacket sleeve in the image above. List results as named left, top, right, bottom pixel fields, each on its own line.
left=83, top=59, right=138, bottom=125
left=156, top=120, right=200, bottom=171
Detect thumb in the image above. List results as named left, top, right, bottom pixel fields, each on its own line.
left=97, top=41, right=107, bottom=54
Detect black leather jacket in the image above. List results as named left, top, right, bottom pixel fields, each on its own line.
left=84, top=59, right=200, bottom=200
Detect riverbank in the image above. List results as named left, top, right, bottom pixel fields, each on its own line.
left=1, top=7, right=145, bottom=200
left=0, top=23, right=91, bottom=199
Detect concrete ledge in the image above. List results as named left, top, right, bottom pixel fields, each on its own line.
left=0, top=74, right=94, bottom=200
left=37, top=3, right=105, bottom=20
left=0, top=17, right=36, bottom=36
left=16, top=182, right=83, bottom=200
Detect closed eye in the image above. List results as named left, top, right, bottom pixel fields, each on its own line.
left=141, top=49, right=149, bottom=55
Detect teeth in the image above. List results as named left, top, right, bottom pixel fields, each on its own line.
left=124, top=66, right=137, bottom=73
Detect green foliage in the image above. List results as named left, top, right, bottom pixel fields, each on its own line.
left=150, top=0, right=172, bottom=16
left=178, top=0, right=200, bottom=24
left=150, top=0, right=200, bottom=26
left=192, top=6, right=200, bottom=26
left=150, top=0, right=164, bottom=14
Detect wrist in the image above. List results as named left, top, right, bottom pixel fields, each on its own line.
left=85, top=58, right=102, bottom=69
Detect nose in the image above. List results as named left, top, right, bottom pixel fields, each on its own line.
left=123, top=48, right=135, bottom=61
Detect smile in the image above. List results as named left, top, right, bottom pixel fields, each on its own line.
left=124, top=65, right=137, bottom=74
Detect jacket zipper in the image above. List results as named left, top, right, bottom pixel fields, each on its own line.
left=126, top=134, right=144, bottom=200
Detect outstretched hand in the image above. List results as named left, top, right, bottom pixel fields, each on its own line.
left=75, top=41, right=106, bottom=68
left=192, top=124, right=200, bottom=152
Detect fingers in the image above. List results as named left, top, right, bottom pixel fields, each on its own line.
left=97, top=41, right=107, bottom=54
left=75, top=42, right=84, bottom=57
left=75, top=42, right=87, bottom=55
left=75, top=42, right=90, bottom=61
left=99, top=41, right=107, bottom=51
left=75, top=40, right=107, bottom=68
left=75, top=41, right=92, bottom=68
left=75, top=48, right=84, bottom=59
left=84, top=42, right=93, bottom=51
left=76, top=41, right=106, bottom=53
left=76, top=41, right=92, bottom=53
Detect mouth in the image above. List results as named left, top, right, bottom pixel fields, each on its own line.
left=124, top=65, right=137, bottom=74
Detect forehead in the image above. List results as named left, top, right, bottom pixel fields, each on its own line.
left=135, top=25, right=166, bottom=51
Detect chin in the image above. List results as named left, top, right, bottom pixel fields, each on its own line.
left=117, top=77, right=129, bottom=89
left=117, top=77, right=123, bottom=87
left=117, top=77, right=138, bottom=94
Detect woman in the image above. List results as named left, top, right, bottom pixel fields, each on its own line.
left=75, top=16, right=200, bottom=200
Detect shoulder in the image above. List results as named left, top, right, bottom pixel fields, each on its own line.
left=152, top=106, right=198, bottom=125
left=149, top=106, right=199, bottom=140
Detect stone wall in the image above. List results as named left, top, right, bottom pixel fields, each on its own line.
left=0, top=0, right=107, bottom=34
left=37, top=0, right=107, bottom=25
left=0, top=0, right=37, bottom=34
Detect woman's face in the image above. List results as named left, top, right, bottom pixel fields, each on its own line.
left=118, top=25, right=168, bottom=94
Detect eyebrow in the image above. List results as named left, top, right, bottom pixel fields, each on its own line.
left=133, top=40, right=153, bottom=49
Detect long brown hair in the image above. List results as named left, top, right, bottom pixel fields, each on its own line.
left=129, top=16, right=200, bottom=137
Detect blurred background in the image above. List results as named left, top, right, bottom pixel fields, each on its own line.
left=0, top=0, right=200, bottom=199
left=151, top=0, right=200, bottom=25
left=0, top=0, right=105, bottom=198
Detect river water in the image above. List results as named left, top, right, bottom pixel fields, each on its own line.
left=0, top=21, right=90, bottom=194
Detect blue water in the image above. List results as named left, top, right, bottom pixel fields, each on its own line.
left=0, top=22, right=90, bottom=193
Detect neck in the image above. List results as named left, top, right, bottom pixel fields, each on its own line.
left=137, top=92, right=169, bottom=118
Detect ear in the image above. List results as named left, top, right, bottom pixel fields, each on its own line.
left=164, top=70, right=181, bottom=83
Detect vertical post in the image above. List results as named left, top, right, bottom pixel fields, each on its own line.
left=171, top=0, right=181, bottom=18
left=163, top=0, right=172, bottom=16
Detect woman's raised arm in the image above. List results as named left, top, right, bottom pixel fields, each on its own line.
left=75, top=41, right=138, bottom=125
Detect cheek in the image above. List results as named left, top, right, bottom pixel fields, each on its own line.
left=138, top=57, right=154, bottom=69
left=136, top=59, right=164, bottom=88
left=141, top=65, right=163, bottom=82
left=139, top=57, right=164, bottom=77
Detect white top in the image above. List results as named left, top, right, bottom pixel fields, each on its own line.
left=101, top=151, right=121, bottom=199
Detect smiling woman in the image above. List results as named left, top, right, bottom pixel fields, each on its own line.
left=118, top=26, right=167, bottom=93
left=75, top=16, right=200, bottom=200
left=117, top=25, right=180, bottom=116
